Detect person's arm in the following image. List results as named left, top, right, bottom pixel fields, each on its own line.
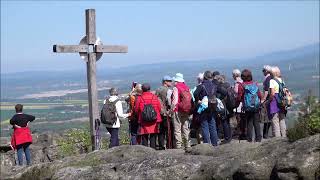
left=134, top=96, right=140, bottom=115
left=258, top=90, right=262, bottom=102
left=269, top=80, right=276, bottom=100
left=10, top=116, right=22, bottom=128
left=155, top=97, right=162, bottom=122
left=237, top=84, right=244, bottom=103
left=193, top=85, right=202, bottom=103
left=25, top=114, right=35, bottom=122
left=115, top=100, right=130, bottom=119
left=171, top=87, right=178, bottom=110
left=9, top=116, right=15, bottom=126
left=262, top=91, right=268, bottom=102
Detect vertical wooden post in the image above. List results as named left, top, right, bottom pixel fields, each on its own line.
left=86, top=9, right=96, bottom=45
left=53, top=9, right=128, bottom=151
left=86, top=53, right=99, bottom=151
left=86, top=9, right=98, bottom=151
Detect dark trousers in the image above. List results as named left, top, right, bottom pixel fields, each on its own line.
left=17, top=143, right=31, bottom=166
left=245, top=112, right=262, bottom=142
left=222, top=117, right=232, bottom=142
left=142, top=134, right=157, bottom=149
left=236, top=113, right=247, bottom=139
left=157, top=115, right=174, bottom=149
left=263, top=122, right=272, bottom=138
left=129, top=120, right=139, bottom=145
left=106, top=128, right=119, bottom=148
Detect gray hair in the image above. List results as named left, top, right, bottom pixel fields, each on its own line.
left=271, top=66, right=281, bottom=77
left=109, top=87, right=118, bottom=96
left=232, top=69, right=241, bottom=77
left=215, top=75, right=225, bottom=83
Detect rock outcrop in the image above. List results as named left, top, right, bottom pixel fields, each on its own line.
left=2, top=134, right=319, bottom=180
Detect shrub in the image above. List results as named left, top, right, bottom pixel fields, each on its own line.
left=287, top=96, right=320, bottom=142
left=57, top=128, right=91, bottom=158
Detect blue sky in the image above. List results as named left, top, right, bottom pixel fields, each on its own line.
left=1, top=1, right=319, bottom=73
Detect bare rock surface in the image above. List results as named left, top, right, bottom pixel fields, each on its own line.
left=1, top=134, right=319, bottom=180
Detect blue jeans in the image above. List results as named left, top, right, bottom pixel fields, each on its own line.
left=106, top=128, right=119, bottom=148
left=222, top=117, right=232, bottom=142
left=17, top=143, right=31, bottom=166
left=200, top=115, right=218, bottom=146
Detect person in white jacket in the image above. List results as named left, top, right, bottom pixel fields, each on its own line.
left=104, top=88, right=131, bottom=148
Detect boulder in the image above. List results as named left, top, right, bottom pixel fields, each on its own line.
left=2, top=134, right=320, bottom=180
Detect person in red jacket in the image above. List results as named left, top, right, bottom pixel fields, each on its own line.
left=10, top=104, right=35, bottom=166
left=237, top=69, right=262, bottom=142
left=134, top=83, right=162, bottom=149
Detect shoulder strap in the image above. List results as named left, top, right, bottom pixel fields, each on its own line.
left=202, top=85, right=209, bottom=96
left=112, top=99, right=120, bottom=105
left=273, top=78, right=283, bottom=86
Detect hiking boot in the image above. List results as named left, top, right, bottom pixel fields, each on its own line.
left=239, top=134, right=247, bottom=140
left=221, top=139, right=232, bottom=145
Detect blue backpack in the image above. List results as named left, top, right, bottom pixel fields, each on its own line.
left=242, top=83, right=260, bottom=112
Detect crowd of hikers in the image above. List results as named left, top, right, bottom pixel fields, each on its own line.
left=9, top=65, right=293, bottom=166
left=101, top=65, right=293, bottom=149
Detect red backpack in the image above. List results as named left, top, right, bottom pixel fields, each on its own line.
left=178, top=90, right=192, bottom=113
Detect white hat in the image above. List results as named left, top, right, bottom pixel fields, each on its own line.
left=173, top=73, right=185, bottom=82
left=197, top=73, right=204, bottom=80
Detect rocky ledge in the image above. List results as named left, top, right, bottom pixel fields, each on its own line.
left=2, top=134, right=320, bottom=180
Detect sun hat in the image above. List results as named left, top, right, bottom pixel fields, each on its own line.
left=173, top=73, right=185, bottom=82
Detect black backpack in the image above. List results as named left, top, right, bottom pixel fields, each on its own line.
left=225, top=86, right=238, bottom=111
left=100, top=99, right=119, bottom=125
left=202, top=84, right=217, bottom=112
left=141, top=96, right=157, bottom=123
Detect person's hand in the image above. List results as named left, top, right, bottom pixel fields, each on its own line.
left=14, top=125, right=22, bottom=128
left=128, top=112, right=132, bottom=117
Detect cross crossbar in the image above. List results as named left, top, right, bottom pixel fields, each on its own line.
left=52, top=9, right=128, bottom=151
left=95, top=45, right=128, bottom=53
left=53, top=45, right=88, bottom=53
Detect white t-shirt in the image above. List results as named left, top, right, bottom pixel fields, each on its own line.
left=269, top=78, right=283, bottom=94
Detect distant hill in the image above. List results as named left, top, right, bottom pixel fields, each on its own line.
left=1, top=43, right=319, bottom=100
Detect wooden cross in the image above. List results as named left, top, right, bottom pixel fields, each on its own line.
left=53, top=9, right=128, bottom=151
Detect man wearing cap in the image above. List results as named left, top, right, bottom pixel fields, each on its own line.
left=156, top=75, right=174, bottom=149
left=262, top=65, right=273, bottom=139
left=171, top=73, right=191, bottom=149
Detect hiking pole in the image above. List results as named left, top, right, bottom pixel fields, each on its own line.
left=167, top=116, right=171, bottom=149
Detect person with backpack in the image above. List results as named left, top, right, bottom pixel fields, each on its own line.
left=190, top=73, right=204, bottom=145
left=232, top=69, right=246, bottom=140
left=10, top=104, right=35, bottom=166
left=126, top=83, right=143, bottom=145
left=237, top=69, right=262, bottom=142
left=214, top=74, right=233, bottom=144
left=101, top=88, right=131, bottom=148
left=134, top=83, right=162, bottom=149
left=261, top=65, right=273, bottom=139
left=269, top=66, right=288, bottom=137
left=155, top=75, right=174, bottom=150
left=171, top=73, right=192, bottom=149
left=193, top=71, right=219, bottom=146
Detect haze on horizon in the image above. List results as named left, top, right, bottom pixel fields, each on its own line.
left=1, top=1, right=319, bottom=73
